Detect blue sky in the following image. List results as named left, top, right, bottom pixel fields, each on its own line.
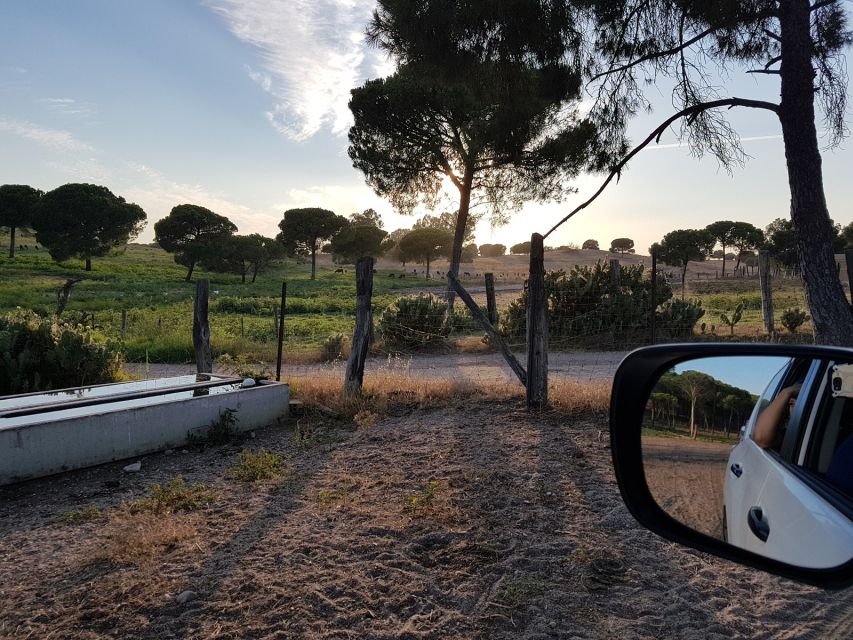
left=674, top=356, right=790, bottom=396
left=0, top=1, right=850, bottom=252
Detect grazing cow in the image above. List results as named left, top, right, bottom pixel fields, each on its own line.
left=463, top=272, right=471, bottom=277
left=334, top=268, right=344, bottom=273
left=388, top=272, right=395, bottom=277
left=398, top=273, right=405, bottom=278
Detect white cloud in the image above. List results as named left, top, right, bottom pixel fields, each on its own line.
left=37, top=97, right=98, bottom=117
left=207, top=0, right=384, bottom=140
left=124, top=162, right=281, bottom=238
left=0, top=118, right=94, bottom=152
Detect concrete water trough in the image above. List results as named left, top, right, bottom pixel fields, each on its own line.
left=0, top=374, right=289, bottom=485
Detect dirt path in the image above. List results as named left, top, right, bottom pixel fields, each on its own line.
left=0, top=405, right=849, bottom=639
left=124, top=350, right=627, bottom=386
left=643, top=437, right=732, bottom=539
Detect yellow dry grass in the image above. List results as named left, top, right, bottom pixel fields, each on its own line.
left=86, top=513, right=199, bottom=564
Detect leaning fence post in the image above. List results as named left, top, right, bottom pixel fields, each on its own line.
left=484, top=272, right=497, bottom=326
left=527, top=233, right=548, bottom=409
left=193, top=279, right=213, bottom=374
left=344, top=257, right=374, bottom=396
left=758, top=250, right=774, bottom=337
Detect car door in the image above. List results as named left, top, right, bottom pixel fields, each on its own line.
left=727, top=359, right=853, bottom=568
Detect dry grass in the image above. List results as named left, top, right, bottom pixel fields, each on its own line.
left=122, top=477, right=217, bottom=515
left=88, top=513, right=199, bottom=564
left=289, top=370, right=610, bottom=422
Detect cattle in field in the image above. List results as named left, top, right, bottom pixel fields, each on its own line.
left=334, top=268, right=344, bottom=273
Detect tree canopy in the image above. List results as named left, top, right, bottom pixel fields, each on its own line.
left=32, top=183, right=146, bottom=271
left=479, top=243, right=506, bottom=258
left=413, top=212, right=476, bottom=245
left=277, top=208, right=348, bottom=280
left=657, top=229, right=714, bottom=299
left=0, top=184, right=43, bottom=259
left=398, top=227, right=452, bottom=277
left=349, top=208, right=384, bottom=228
left=350, top=2, right=598, bottom=305
left=582, top=239, right=599, bottom=251
left=330, top=224, right=388, bottom=264
left=510, top=241, right=532, bottom=255
left=154, top=204, right=238, bottom=281
left=201, top=234, right=282, bottom=283
left=609, top=238, right=635, bottom=254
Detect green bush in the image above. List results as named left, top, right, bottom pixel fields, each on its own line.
left=321, top=333, right=347, bottom=361
left=378, top=294, right=451, bottom=350
left=500, top=262, right=675, bottom=348
left=781, top=307, right=810, bottom=333
left=0, top=310, right=123, bottom=394
left=657, top=299, right=705, bottom=338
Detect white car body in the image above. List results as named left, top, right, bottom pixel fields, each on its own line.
left=724, top=359, right=853, bottom=569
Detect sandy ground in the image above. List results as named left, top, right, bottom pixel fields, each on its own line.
left=642, top=437, right=732, bottom=540
left=124, top=350, right=628, bottom=386
left=1, top=404, right=850, bottom=639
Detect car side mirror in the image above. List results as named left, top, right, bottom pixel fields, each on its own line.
left=609, top=343, right=853, bottom=589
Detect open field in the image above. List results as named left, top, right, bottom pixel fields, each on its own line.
left=1, top=377, right=850, bottom=639
left=1, top=233, right=842, bottom=363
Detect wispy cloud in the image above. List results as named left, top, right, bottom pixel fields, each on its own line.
left=124, top=162, right=281, bottom=236
left=647, top=134, right=784, bottom=151
left=207, top=0, right=385, bottom=140
left=37, top=97, right=98, bottom=117
left=0, top=118, right=94, bottom=152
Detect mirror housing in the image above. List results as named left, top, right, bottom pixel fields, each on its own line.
left=610, top=343, right=853, bottom=589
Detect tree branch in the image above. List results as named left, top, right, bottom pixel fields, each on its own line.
left=747, top=69, right=781, bottom=75
left=763, top=28, right=782, bottom=42
left=590, top=26, right=719, bottom=81
left=811, top=0, right=838, bottom=12
left=542, top=97, right=780, bottom=239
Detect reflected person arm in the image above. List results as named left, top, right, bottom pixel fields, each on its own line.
left=753, top=384, right=801, bottom=449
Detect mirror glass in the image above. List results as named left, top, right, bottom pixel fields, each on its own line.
left=642, top=355, right=853, bottom=569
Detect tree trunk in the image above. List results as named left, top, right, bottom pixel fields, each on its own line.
left=777, top=0, right=853, bottom=346
left=426, top=255, right=431, bottom=278
left=721, top=242, right=726, bottom=278
left=252, top=265, right=259, bottom=283
left=310, top=237, right=317, bottom=280
left=445, top=170, right=474, bottom=310
left=344, top=257, right=374, bottom=396
left=85, top=257, right=92, bottom=271
left=8, top=226, right=15, bottom=259
left=681, top=264, right=687, bottom=300
left=185, top=262, right=195, bottom=282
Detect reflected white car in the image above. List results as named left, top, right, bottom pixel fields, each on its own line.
left=724, top=358, right=853, bottom=569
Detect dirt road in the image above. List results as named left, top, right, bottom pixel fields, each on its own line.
left=1, top=405, right=849, bottom=639
left=124, top=350, right=628, bottom=385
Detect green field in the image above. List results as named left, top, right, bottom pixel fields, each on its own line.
left=0, top=232, right=815, bottom=363
left=0, top=236, right=447, bottom=363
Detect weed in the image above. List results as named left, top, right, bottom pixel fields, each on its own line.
left=313, top=478, right=358, bottom=506
left=123, top=477, right=216, bottom=514
left=188, top=408, right=239, bottom=446
left=320, top=333, right=348, bottom=361
left=228, top=449, right=287, bottom=482
left=58, top=504, right=103, bottom=524
left=406, top=480, right=441, bottom=511
left=500, top=574, right=547, bottom=608
left=781, top=307, right=810, bottom=333
left=353, top=409, right=378, bottom=429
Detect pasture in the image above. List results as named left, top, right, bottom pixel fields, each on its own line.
left=0, top=232, right=822, bottom=364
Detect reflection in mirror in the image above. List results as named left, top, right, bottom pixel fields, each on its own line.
left=642, top=356, right=853, bottom=570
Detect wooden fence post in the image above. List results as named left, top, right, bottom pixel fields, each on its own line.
left=845, top=249, right=853, bottom=305
left=344, top=257, right=374, bottom=396
left=276, top=282, right=287, bottom=382
left=650, top=252, right=657, bottom=344
left=193, top=279, right=213, bottom=374
left=484, top=273, right=497, bottom=326
left=527, top=233, right=548, bottom=409
left=610, top=259, right=621, bottom=290
left=758, top=251, right=774, bottom=337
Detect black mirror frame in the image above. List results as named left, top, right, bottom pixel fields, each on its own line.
left=609, top=343, right=853, bottom=589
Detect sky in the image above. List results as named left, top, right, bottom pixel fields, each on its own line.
left=0, top=0, right=851, bottom=253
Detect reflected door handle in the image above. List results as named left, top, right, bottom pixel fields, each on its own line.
left=730, top=463, right=743, bottom=478
left=748, top=507, right=770, bottom=542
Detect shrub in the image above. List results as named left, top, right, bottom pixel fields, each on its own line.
left=321, top=333, right=348, bottom=361
left=228, top=449, right=287, bottom=482
left=719, top=301, right=745, bottom=336
left=657, top=299, right=705, bottom=338
left=378, top=294, right=451, bottom=350
left=500, top=262, right=674, bottom=348
left=781, top=307, right=810, bottom=333
left=0, top=310, right=123, bottom=395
